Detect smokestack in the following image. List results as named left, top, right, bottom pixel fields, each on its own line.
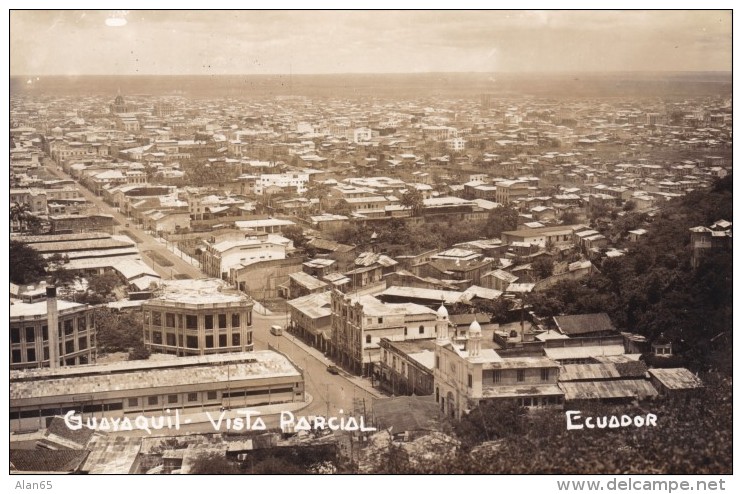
left=46, top=286, right=60, bottom=369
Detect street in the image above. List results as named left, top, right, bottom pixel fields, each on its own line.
left=42, top=159, right=203, bottom=280
left=36, top=160, right=382, bottom=437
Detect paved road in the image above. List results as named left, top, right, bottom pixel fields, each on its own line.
left=39, top=160, right=382, bottom=436
left=252, top=312, right=378, bottom=420
left=42, top=160, right=203, bottom=280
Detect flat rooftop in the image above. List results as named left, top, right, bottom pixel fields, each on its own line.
left=10, top=351, right=300, bottom=401
left=150, top=278, right=250, bottom=305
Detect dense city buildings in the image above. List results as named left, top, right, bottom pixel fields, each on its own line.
left=142, top=279, right=254, bottom=356
left=8, top=67, right=732, bottom=475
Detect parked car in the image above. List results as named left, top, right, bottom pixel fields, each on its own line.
left=326, top=365, right=340, bottom=375
left=270, top=325, right=283, bottom=336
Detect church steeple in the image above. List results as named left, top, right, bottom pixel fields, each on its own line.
left=468, top=319, right=482, bottom=357
left=436, top=302, right=449, bottom=343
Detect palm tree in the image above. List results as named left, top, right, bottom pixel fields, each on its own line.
left=10, top=202, right=31, bottom=233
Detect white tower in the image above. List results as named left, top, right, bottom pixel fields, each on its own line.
left=436, top=303, right=449, bottom=343
left=468, top=319, right=482, bottom=357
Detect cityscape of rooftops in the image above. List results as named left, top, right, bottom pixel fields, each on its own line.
left=8, top=9, right=733, bottom=478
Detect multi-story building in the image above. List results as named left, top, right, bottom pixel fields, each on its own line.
left=10, top=287, right=96, bottom=369
left=143, top=279, right=254, bottom=356
left=433, top=304, right=562, bottom=419
left=330, top=290, right=437, bottom=376
left=494, top=179, right=531, bottom=204
left=689, top=219, right=732, bottom=268
left=201, top=234, right=291, bottom=280
left=11, top=351, right=304, bottom=432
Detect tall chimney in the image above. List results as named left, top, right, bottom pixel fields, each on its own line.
left=46, top=286, right=60, bottom=369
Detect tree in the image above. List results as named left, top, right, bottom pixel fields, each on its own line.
left=87, top=272, right=121, bottom=300
left=94, top=308, right=148, bottom=359
left=532, top=256, right=554, bottom=279
left=484, top=205, right=519, bottom=238
left=9, top=240, right=48, bottom=284
left=331, top=199, right=352, bottom=217
left=10, top=201, right=32, bottom=233
left=282, top=224, right=307, bottom=249
left=400, top=188, right=425, bottom=217
left=623, top=200, right=637, bottom=212
left=304, top=181, right=331, bottom=201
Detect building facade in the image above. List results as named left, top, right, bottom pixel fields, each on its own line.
left=433, top=305, right=562, bottom=419
left=143, top=279, right=254, bottom=356
left=10, top=351, right=304, bottom=432
left=330, top=290, right=437, bottom=376
left=10, top=293, right=96, bottom=369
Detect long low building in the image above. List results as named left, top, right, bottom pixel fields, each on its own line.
left=10, top=351, right=305, bottom=431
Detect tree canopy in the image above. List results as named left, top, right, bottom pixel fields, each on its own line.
left=10, top=240, right=48, bottom=285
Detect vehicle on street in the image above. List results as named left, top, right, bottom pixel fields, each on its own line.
left=326, top=365, right=340, bottom=375
left=270, top=325, right=283, bottom=336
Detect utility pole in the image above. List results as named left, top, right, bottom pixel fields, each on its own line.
left=325, top=383, right=331, bottom=417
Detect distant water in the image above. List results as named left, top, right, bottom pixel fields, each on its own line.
left=10, top=72, right=732, bottom=99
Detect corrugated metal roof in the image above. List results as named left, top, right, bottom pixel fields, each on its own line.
left=649, top=368, right=704, bottom=390
left=559, top=380, right=658, bottom=401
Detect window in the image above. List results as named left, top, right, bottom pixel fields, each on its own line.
left=144, top=311, right=151, bottom=324
left=206, top=335, right=214, bottom=348
left=65, top=340, right=75, bottom=354
left=42, top=326, right=48, bottom=340
left=25, top=327, right=35, bottom=342
left=366, top=335, right=371, bottom=344
left=64, top=319, right=74, bottom=336
left=207, top=391, right=218, bottom=401
left=493, top=370, right=502, bottom=383
left=187, top=393, right=198, bottom=402
left=128, top=398, right=138, bottom=407
left=153, top=332, right=163, bottom=345
left=152, top=311, right=162, bottom=326
left=147, top=396, right=158, bottom=406
left=232, top=333, right=241, bottom=346
left=219, top=334, right=227, bottom=347
left=247, top=332, right=252, bottom=345
left=377, top=317, right=383, bottom=324
left=231, top=313, right=240, bottom=327
left=435, top=355, right=440, bottom=369
left=11, top=349, right=21, bottom=363
left=541, top=368, right=550, bottom=381
left=78, top=337, right=88, bottom=350
left=187, top=336, right=198, bottom=349
left=166, top=333, right=176, bottom=346
left=186, top=315, right=198, bottom=329
left=27, top=348, right=36, bottom=362
left=165, top=313, right=175, bottom=328
left=404, top=327, right=408, bottom=336
left=167, top=394, right=178, bottom=404
left=419, top=325, right=425, bottom=335
left=10, top=327, right=21, bottom=344
left=205, top=315, right=213, bottom=330
left=468, top=374, right=473, bottom=388
left=218, top=314, right=227, bottom=329
left=78, top=316, right=87, bottom=331
left=517, top=369, right=525, bottom=382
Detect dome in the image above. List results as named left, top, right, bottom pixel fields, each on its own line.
left=437, top=303, right=448, bottom=319
left=468, top=319, right=482, bottom=335
left=114, top=94, right=125, bottom=105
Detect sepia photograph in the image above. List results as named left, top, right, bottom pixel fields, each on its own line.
left=6, top=6, right=734, bottom=484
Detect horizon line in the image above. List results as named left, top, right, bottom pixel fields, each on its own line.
left=11, top=69, right=733, bottom=78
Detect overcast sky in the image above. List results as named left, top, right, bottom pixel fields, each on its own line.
left=10, top=10, right=732, bottom=75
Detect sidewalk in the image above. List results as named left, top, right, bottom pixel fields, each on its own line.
left=277, top=320, right=385, bottom=400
